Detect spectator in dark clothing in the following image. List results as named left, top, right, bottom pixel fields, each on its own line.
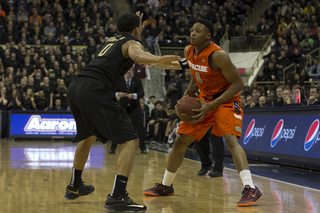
left=258, top=96, right=268, bottom=107
left=276, top=50, right=292, bottom=80
left=274, top=86, right=284, bottom=107
left=23, top=76, right=38, bottom=96
left=266, top=91, right=276, bottom=107
left=86, top=38, right=96, bottom=57
left=166, top=69, right=182, bottom=108
left=245, top=25, right=256, bottom=46
left=55, top=79, right=68, bottom=107
left=256, top=69, right=269, bottom=81
left=177, top=68, right=192, bottom=99
left=35, top=90, right=49, bottom=110
left=168, top=35, right=183, bottom=47
left=283, top=45, right=293, bottom=62
left=21, top=88, right=37, bottom=110
left=289, top=38, right=302, bottom=53
left=50, top=99, right=65, bottom=110
left=147, top=95, right=158, bottom=139
left=163, top=25, right=174, bottom=40
left=301, top=40, right=313, bottom=62
left=309, top=59, right=320, bottom=81
left=151, top=102, right=169, bottom=142
left=157, top=34, right=167, bottom=47
left=146, top=23, right=161, bottom=52
left=43, top=33, right=56, bottom=45
left=7, top=89, right=22, bottom=110
left=264, top=62, right=277, bottom=81
left=0, top=87, right=8, bottom=111
left=39, top=77, right=54, bottom=108
left=308, top=85, right=320, bottom=105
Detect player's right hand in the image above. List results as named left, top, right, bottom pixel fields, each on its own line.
left=158, top=55, right=182, bottom=67
left=175, top=95, right=189, bottom=112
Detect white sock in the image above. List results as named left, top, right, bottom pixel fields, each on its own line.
left=162, top=169, right=176, bottom=186
left=239, top=170, right=255, bottom=188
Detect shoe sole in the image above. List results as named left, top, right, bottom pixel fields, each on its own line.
left=143, top=191, right=174, bottom=196
left=64, top=190, right=95, bottom=200
left=104, top=205, right=147, bottom=212
left=237, top=195, right=263, bottom=207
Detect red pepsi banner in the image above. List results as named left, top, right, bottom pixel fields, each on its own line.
left=238, top=107, right=320, bottom=170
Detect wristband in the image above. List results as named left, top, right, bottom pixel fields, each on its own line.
left=31, top=98, right=34, bottom=101
left=178, top=58, right=188, bottom=69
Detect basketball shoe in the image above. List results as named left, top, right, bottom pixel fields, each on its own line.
left=143, top=183, right=174, bottom=196
left=237, top=185, right=263, bottom=207
left=65, top=182, right=95, bottom=200
left=104, top=191, right=147, bottom=212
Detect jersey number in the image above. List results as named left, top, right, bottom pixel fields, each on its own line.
left=195, top=71, right=203, bottom=84
left=98, top=43, right=113, bottom=56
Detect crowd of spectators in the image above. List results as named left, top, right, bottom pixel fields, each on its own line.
left=256, top=0, right=320, bottom=86
left=131, top=0, right=255, bottom=52
left=0, top=0, right=115, bottom=111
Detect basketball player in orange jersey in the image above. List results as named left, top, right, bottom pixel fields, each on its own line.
left=143, top=19, right=263, bottom=207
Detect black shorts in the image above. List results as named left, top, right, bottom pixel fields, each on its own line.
left=67, top=76, right=138, bottom=144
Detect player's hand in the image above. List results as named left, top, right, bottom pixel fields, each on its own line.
left=118, top=92, right=128, bottom=98
left=126, top=93, right=134, bottom=99
left=158, top=55, right=182, bottom=67
left=175, top=95, right=189, bottom=112
left=192, top=99, right=212, bottom=122
left=136, top=11, right=146, bottom=31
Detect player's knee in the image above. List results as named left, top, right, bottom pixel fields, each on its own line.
left=224, top=134, right=238, bottom=150
left=174, top=135, right=191, bottom=149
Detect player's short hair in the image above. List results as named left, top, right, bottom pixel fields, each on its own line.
left=195, top=19, right=214, bottom=38
left=117, top=13, right=140, bottom=34
left=149, top=95, right=156, bottom=99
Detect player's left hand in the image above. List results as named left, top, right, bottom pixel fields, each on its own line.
left=191, top=99, right=212, bottom=122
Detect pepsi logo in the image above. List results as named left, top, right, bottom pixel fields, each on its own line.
left=244, top=119, right=255, bottom=144
left=304, top=119, right=319, bottom=151
left=270, top=119, right=284, bottom=147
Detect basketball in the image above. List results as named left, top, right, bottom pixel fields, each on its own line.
left=177, top=97, right=201, bottom=124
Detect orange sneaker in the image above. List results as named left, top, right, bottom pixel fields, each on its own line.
left=237, top=185, right=263, bottom=207
left=143, top=183, right=174, bottom=196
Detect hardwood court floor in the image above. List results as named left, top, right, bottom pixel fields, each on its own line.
left=1, top=140, right=320, bottom=213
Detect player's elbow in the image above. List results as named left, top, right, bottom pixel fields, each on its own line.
left=236, top=79, right=244, bottom=92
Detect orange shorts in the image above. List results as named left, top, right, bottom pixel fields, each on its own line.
left=177, top=99, right=243, bottom=141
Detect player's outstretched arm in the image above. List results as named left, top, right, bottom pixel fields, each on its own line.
left=127, top=41, right=181, bottom=66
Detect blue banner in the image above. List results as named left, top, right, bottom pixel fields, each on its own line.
left=10, top=112, right=76, bottom=138
left=240, top=112, right=320, bottom=160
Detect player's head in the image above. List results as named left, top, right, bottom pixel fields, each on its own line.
left=117, top=13, right=141, bottom=37
left=190, top=19, right=214, bottom=45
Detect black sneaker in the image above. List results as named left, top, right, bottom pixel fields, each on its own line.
left=198, top=165, right=213, bottom=176
left=208, top=168, right=223, bottom=177
left=65, top=183, right=95, bottom=200
left=104, top=191, right=147, bottom=212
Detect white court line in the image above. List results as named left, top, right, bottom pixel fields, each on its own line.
left=163, top=152, right=320, bottom=193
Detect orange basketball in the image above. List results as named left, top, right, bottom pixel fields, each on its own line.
left=177, top=97, right=201, bottom=124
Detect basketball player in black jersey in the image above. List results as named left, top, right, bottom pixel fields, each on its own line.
left=64, top=12, right=181, bottom=212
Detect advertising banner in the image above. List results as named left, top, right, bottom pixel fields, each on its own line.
left=238, top=107, right=320, bottom=170
left=10, top=111, right=76, bottom=139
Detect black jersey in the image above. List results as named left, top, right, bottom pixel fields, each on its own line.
left=79, top=34, right=141, bottom=90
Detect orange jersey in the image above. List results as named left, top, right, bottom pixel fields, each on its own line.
left=187, top=42, right=239, bottom=102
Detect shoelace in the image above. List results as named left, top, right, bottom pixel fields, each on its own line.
left=153, top=183, right=164, bottom=190
left=241, top=188, right=253, bottom=199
